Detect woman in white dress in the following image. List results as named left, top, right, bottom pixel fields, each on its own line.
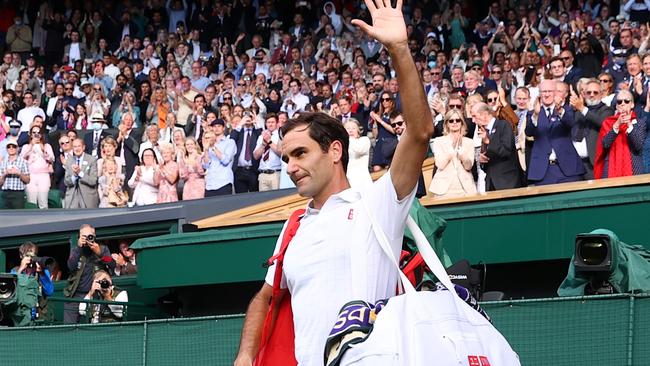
left=127, top=148, right=159, bottom=206
left=344, top=119, right=372, bottom=189
left=429, top=109, right=477, bottom=198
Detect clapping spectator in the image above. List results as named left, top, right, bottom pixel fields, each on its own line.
left=155, top=142, right=179, bottom=203
left=430, top=110, right=477, bottom=198
left=344, top=119, right=372, bottom=189
left=595, top=91, right=647, bottom=179
left=20, top=125, right=54, bottom=208
left=0, top=137, right=29, bottom=209
left=98, top=158, right=128, bottom=208
left=128, top=148, right=159, bottom=206
left=112, top=241, right=137, bottom=276
left=64, top=138, right=100, bottom=208
left=179, top=137, right=205, bottom=200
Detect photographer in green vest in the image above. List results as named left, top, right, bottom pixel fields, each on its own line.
left=8, top=242, right=54, bottom=326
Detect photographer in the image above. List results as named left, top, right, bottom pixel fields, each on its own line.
left=78, top=270, right=128, bottom=324
left=64, top=224, right=115, bottom=324
left=8, top=242, right=54, bottom=326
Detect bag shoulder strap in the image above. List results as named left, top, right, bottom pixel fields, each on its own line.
left=267, top=208, right=306, bottom=291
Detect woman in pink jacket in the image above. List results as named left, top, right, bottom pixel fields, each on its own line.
left=20, top=125, right=54, bottom=208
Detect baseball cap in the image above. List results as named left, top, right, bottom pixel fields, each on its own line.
left=210, top=119, right=225, bottom=127
left=5, top=137, right=18, bottom=147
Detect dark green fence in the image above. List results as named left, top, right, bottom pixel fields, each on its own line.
left=2, top=294, right=649, bottom=365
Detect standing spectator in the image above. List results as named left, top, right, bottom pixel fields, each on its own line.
left=343, top=119, right=372, bottom=189
left=155, top=142, right=179, bottom=203
left=128, top=148, right=159, bottom=206
left=570, top=80, right=615, bottom=179
left=16, top=92, right=45, bottom=144
left=526, top=79, right=585, bottom=185
left=63, top=30, right=87, bottom=66
left=201, top=123, right=236, bottom=196
left=52, top=133, right=74, bottom=201
left=0, top=101, right=13, bottom=145
left=253, top=113, right=282, bottom=191
left=474, top=102, right=523, bottom=190
left=430, top=110, right=477, bottom=198
left=0, top=137, right=29, bottom=209
left=179, top=137, right=205, bottom=200
left=116, top=113, right=142, bottom=193
left=231, top=113, right=262, bottom=193
left=594, top=90, right=647, bottom=179
left=280, top=79, right=310, bottom=118
left=112, top=91, right=141, bottom=128
left=20, top=125, right=54, bottom=209
left=112, top=241, right=138, bottom=276
left=176, top=76, right=198, bottom=127
left=64, top=224, right=115, bottom=324
left=97, top=136, right=126, bottom=178
left=84, top=112, right=111, bottom=159
left=368, top=92, right=398, bottom=171
left=6, top=16, right=32, bottom=61
left=64, top=139, right=100, bottom=208
left=98, top=158, right=128, bottom=208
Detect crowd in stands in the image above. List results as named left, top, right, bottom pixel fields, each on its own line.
left=1, top=0, right=650, bottom=208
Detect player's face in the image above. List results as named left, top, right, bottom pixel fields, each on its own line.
left=282, top=126, right=339, bottom=202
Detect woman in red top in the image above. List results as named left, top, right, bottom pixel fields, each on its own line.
left=594, top=90, right=647, bottom=179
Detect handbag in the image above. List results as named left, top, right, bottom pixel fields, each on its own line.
left=254, top=208, right=305, bottom=366
left=331, top=199, right=520, bottom=366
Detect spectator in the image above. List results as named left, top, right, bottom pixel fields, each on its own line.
left=98, top=158, right=127, bottom=208
left=594, top=90, right=647, bottom=179
left=473, top=102, right=522, bottom=190
left=430, top=109, right=477, bottom=198
left=253, top=113, right=282, bottom=191
left=112, top=240, right=138, bottom=276
left=78, top=270, right=128, bottom=324
left=20, top=124, right=54, bottom=209
left=368, top=92, right=398, bottom=171
left=9, top=242, right=54, bottom=326
left=201, top=122, right=236, bottom=196
left=570, top=79, right=615, bottom=179
left=231, top=112, right=262, bottom=193
left=139, top=124, right=163, bottom=162
left=0, top=137, right=29, bottom=209
left=97, top=136, right=125, bottom=178
left=280, top=78, right=309, bottom=118
left=344, top=118, right=372, bottom=189
left=128, top=147, right=159, bottom=206
left=116, top=112, right=143, bottom=192
left=52, top=133, right=74, bottom=199
left=6, top=16, right=32, bottom=60
left=179, top=136, right=205, bottom=200
left=64, top=138, right=100, bottom=208
left=84, top=112, right=111, bottom=159
left=65, top=224, right=115, bottom=324
left=16, top=92, right=45, bottom=144
left=112, top=91, right=141, bottom=128
left=155, top=142, right=179, bottom=203
left=526, top=79, right=585, bottom=185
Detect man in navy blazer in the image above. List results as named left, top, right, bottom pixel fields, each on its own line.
left=230, top=113, right=262, bottom=193
left=526, top=79, right=585, bottom=185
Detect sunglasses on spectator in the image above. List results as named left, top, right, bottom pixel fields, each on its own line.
left=585, top=91, right=599, bottom=95
left=471, top=66, right=481, bottom=70
left=599, top=79, right=612, bottom=83
left=31, top=131, right=41, bottom=135
left=431, top=72, right=440, bottom=75
left=560, top=57, right=571, bottom=61
left=65, top=87, right=73, bottom=90
left=223, top=97, right=232, bottom=100
left=492, top=70, right=502, bottom=74
left=391, top=121, right=404, bottom=127
left=94, top=88, right=101, bottom=91
left=448, top=104, right=463, bottom=109
left=381, top=97, right=392, bottom=102
left=447, top=119, right=462, bottom=124
left=60, top=140, right=70, bottom=145
left=7, top=145, right=17, bottom=149
left=487, top=97, right=498, bottom=103
left=616, top=99, right=632, bottom=105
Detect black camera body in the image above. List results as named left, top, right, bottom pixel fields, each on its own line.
left=99, top=279, right=111, bottom=289
left=86, top=234, right=95, bottom=243
left=26, top=255, right=54, bottom=270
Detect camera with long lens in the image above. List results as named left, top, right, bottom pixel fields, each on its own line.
left=25, top=253, right=54, bottom=270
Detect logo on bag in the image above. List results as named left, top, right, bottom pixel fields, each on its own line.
left=468, top=355, right=491, bottom=366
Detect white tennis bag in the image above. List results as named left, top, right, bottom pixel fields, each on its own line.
left=339, top=201, right=521, bottom=366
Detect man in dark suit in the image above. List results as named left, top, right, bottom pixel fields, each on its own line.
left=230, top=113, right=262, bottom=193
left=473, top=102, right=522, bottom=191
left=337, top=96, right=367, bottom=133
left=53, top=133, right=74, bottom=197
left=115, top=112, right=142, bottom=194
left=569, top=80, right=615, bottom=179
left=83, top=112, right=112, bottom=158
left=526, top=79, right=585, bottom=185
left=560, top=50, right=583, bottom=87
left=184, top=94, right=208, bottom=141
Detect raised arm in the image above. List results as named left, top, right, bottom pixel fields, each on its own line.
left=352, top=0, right=433, bottom=200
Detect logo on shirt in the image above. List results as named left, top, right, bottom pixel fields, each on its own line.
left=347, top=209, right=354, bottom=220
left=468, top=355, right=491, bottom=366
